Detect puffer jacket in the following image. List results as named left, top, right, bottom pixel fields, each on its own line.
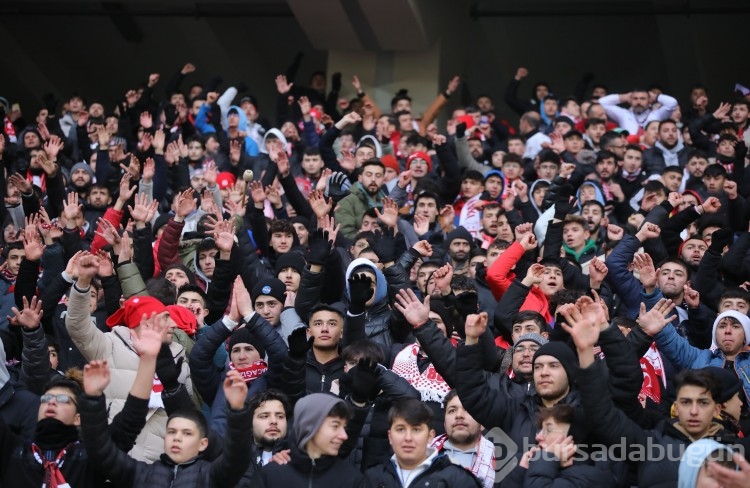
left=337, top=184, right=385, bottom=240
left=363, top=451, right=482, bottom=488
left=65, top=284, right=192, bottom=462
left=252, top=443, right=366, bottom=488
left=80, top=393, right=253, bottom=488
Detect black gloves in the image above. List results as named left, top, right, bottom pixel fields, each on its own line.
left=287, top=327, right=314, bottom=358
left=553, top=184, right=574, bottom=220
left=326, top=172, right=351, bottom=204
left=331, top=72, right=342, bottom=93
left=155, top=344, right=184, bottom=392
left=306, top=229, right=332, bottom=265
left=348, top=273, right=374, bottom=315
left=710, top=227, right=734, bottom=252
left=369, top=227, right=396, bottom=263
left=456, top=122, right=467, bottom=139
left=340, top=358, right=380, bottom=404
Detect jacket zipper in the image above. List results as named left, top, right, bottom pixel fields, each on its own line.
left=320, top=374, right=326, bottom=392
left=309, top=458, right=316, bottom=488
left=169, top=465, right=179, bottom=488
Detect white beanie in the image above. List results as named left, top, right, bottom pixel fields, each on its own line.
left=711, top=310, right=750, bottom=349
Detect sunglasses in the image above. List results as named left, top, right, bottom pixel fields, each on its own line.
left=40, top=394, right=76, bottom=405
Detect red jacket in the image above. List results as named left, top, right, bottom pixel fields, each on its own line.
left=156, top=218, right=184, bottom=272
left=89, top=207, right=124, bottom=254
left=486, top=241, right=553, bottom=323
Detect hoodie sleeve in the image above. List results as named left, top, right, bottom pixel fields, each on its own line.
left=194, top=103, right=217, bottom=135
left=486, top=241, right=525, bottom=299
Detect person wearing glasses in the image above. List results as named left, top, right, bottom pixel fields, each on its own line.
left=0, top=309, right=167, bottom=488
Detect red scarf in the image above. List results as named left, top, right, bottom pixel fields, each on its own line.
left=228, top=360, right=268, bottom=382
left=31, top=442, right=75, bottom=488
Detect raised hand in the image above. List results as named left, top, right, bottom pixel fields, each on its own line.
left=8, top=296, right=43, bottom=329
left=588, top=257, right=608, bottom=285
left=638, top=299, right=677, bottom=336
left=522, top=263, right=545, bottom=287
left=229, top=140, right=242, bottom=164
left=181, top=63, right=197, bottom=75
left=275, top=74, right=293, bottom=94
left=318, top=215, right=341, bottom=245
left=413, top=214, right=429, bottom=236
left=667, top=192, right=683, bottom=208
left=464, top=312, right=489, bottom=344
left=445, top=75, right=460, bottom=96
left=515, top=67, right=529, bottom=80
left=348, top=273, right=374, bottom=313
left=95, top=217, right=122, bottom=251
left=683, top=284, right=700, bottom=309
left=120, top=155, right=141, bottom=180
left=635, top=222, right=661, bottom=242
left=439, top=205, right=455, bottom=229
left=96, top=250, right=114, bottom=276
left=118, top=231, right=132, bottom=263
left=397, top=170, right=413, bottom=190
left=128, top=192, right=153, bottom=224
left=76, top=252, right=101, bottom=285
left=233, top=276, right=255, bottom=318
left=44, top=135, right=64, bottom=160
left=8, top=173, right=32, bottom=195
left=309, top=190, right=333, bottom=219
left=175, top=189, right=197, bottom=218
left=131, top=312, right=169, bottom=358
left=558, top=302, right=601, bottom=352
left=117, top=173, right=137, bottom=203
left=62, top=191, right=83, bottom=225
left=606, top=223, right=624, bottom=241
left=298, top=96, right=311, bottom=119
left=139, top=111, right=153, bottom=129
left=83, top=360, right=111, bottom=396
left=369, top=227, right=397, bottom=264
left=712, top=102, right=732, bottom=121
left=214, top=220, right=236, bottom=254
left=224, top=369, right=249, bottom=410
left=21, top=222, right=46, bottom=261
left=393, top=289, right=430, bottom=328
left=518, top=232, right=538, bottom=252
left=432, top=263, right=453, bottom=296
left=338, top=149, right=356, bottom=173
left=306, top=228, right=333, bottom=265
left=374, top=197, right=399, bottom=229
left=701, top=196, right=721, bottom=214
left=152, top=129, right=166, bottom=154
left=177, top=135, right=188, bottom=159
left=633, top=253, right=657, bottom=290
left=412, top=240, right=433, bottom=258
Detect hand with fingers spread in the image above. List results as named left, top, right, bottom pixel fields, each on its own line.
left=325, top=172, right=351, bottom=203
left=374, top=197, right=399, bottom=229
left=249, top=181, right=266, bottom=208
left=21, top=224, right=46, bottom=262
left=229, top=139, right=242, bottom=164
left=309, top=190, right=333, bottom=220
left=393, top=289, right=431, bottom=329
left=152, top=130, right=166, bottom=155
left=287, top=327, right=313, bottom=359
left=62, top=192, right=83, bottom=227
left=558, top=303, right=600, bottom=365
left=638, top=299, right=677, bottom=337
left=96, top=250, right=115, bottom=276
left=83, top=360, right=111, bottom=396
left=128, top=192, right=153, bottom=225
left=43, top=135, right=64, bottom=160
left=369, top=227, right=397, bottom=264
left=95, top=218, right=122, bottom=253
left=132, top=312, right=170, bottom=358
left=633, top=253, right=657, bottom=291
left=413, top=215, right=429, bottom=236
left=348, top=273, right=374, bottom=315
left=120, top=155, right=141, bottom=180
left=175, top=189, right=197, bottom=220
left=8, top=296, right=43, bottom=329
left=8, top=173, right=32, bottom=195
left=318, top=215, right=341, bottom=245
left=275, top=74, right=294, bottom=94
left=306, top=228, right=333, bottom=266
left=432, top=263, right=454, bottom=296
left=265, top=184, right=282, bottom=209
left=214, top=220, right=236, bottom=255
left=116, top=173, right=137, bottom=207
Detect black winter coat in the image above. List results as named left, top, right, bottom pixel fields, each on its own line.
left=80, top=393, right=253, bottom=488
left=252, top=443, right=366, bottom=488
left=363, top=453, right=482, bottom=488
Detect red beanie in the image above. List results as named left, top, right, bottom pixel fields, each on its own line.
left=406, top=151, right=432, bottom=173
left=217, top=172, right=236, bottom=190
left=106, top=296, right=167, bottom=329
left=166, top=305, right=198, bottom=336
left=381, top=154, right=400, bottom=173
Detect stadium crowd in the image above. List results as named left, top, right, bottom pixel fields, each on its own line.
left=0, top=59, right=750, bottom=487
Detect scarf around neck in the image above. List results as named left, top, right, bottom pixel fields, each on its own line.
left=228, top=360, right=268, bottom=383
left=655, top=139, right=685, bottom=167
left=431, top=434, right=496, bottom=488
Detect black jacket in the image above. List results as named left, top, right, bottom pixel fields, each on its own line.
left=80, top=393, right=253, bottom=488
left=252, top=443, right=365, bottom=488
left=363, top=453, right=482, bottom=487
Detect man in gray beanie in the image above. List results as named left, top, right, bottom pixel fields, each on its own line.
left=251, top=393, right=365, bottom=487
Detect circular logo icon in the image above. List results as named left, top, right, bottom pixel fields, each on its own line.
left=262, top=285, right=272, bottom=294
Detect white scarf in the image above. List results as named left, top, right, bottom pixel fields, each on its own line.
left=655, top=140, right=685, bottom=167
left=430, top=434, right=495, bottom=488
left=391, top=344, right=451, bottom=405
left=458, top=193, right=484, bottom=240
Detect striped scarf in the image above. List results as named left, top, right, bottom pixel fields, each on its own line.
left=31, top=442, right=76, bottom=488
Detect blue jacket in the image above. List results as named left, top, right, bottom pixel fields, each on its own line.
left=604, top=234, right=642, bottom=319
left=195, top=103, right=259, bottom=156
left=655, top=323, right=750, bottom=406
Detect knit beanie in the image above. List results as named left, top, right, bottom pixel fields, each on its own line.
left=274, top=251, right=307, bottom=276
left=446, top=226, right=473, bottom=248
left=163, top=263, right=196, bottom=286
left=71, top=162, right=95, bottom=179
left=251, top=277, right=286, bottom=305
left=429, top=296, right=456, bottom=337
left=702, top=366, right=743, bottom=404
left=533, top=342, right=578, bottom=383
left=227, top=326, right=266, bottom=359
left=381, top=154, right=400, bottom=174
left=514, top=333, right=548, bottom=349
left=711, top=310, right=750, bottom=349
left=407, top=151, right=432, bottom=173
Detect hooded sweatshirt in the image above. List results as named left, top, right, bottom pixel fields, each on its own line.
left=293, top=393, right=348, bottom=450
left=677, top=439, right=735, bottom=488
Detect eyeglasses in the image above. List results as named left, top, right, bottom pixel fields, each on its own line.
left=537, top=426, right=567, bottom=437
left=40, top=394, right=76, bottom=405
left=514, top=346, right=540, bottom=355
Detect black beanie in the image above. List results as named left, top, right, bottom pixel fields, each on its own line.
left=533, top=341, right=578, bottom=383
left=163, top=263, right=196, bottom=286
left=251, top=278, right=286, bottom=305
left=153, top=213, right=172, bottom=237
left=227, top=326, right=266, bottom=359
left=290, top=216, right=313, bottom=232
left=446, top=226, right=474, bottom=248
left=274, top=252, right=307, bottom=276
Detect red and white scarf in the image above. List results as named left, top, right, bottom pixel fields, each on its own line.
left=639, top=343, right=666, bottom=406
left=229, top=360, right=268, bottom=383
left=430, top=434, right=495, bottom=488
left=31, top=442, right=75, bottom=488
left=150, top=374, right=164, bottom=409
left=391, top=344, right=451, bottom=405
